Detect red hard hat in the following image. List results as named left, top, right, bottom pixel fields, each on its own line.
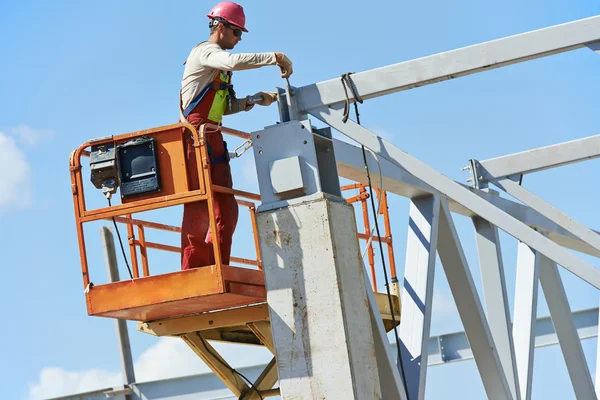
left=207, top=2, right=248, bottom=32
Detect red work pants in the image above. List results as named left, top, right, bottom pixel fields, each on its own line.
left=181, top=115, right=239, bottom=270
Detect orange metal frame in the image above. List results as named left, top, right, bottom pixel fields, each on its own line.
left=69, top=122, right=397, bottom=322
left=342, top=184, right=397, bottom=292
left=70, top=122, right=265, bottom=321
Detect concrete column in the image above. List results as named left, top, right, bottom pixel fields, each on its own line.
left=257, top=196, right=381, bottom=399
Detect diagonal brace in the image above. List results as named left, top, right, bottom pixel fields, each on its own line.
left=247, top=321, right=276, bottom=354
left=181, top=333, right=250, bottom=397
left=241, top=357, right=279, bottom=400
left=491, top=177, right=600, bottom=254
left=539, top=255, right=597, bottom=399
left=310, top=106, right=600, bottom=289
left=437, top=200, right=512, bottom=399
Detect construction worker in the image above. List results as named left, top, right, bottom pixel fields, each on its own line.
left=179, top=1, right=293, bottom=270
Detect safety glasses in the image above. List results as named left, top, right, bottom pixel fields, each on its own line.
left=225, top=23, right=243, bottom=37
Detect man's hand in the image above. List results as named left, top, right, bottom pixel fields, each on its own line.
left=225, top=98, right=253, bottom=115
left=275, top=52, right=293, bottom=78
left=250, top=92, right=278, bottom=107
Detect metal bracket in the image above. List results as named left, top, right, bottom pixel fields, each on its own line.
left=465, top=159, right=487, bottom=190
left=276, top=87, right=290, bottom=123
left=276, top=84, right=303, bottom=123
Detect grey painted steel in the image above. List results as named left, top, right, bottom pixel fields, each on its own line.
left=252, top=120, right=341, bottom=212
left=474, top=134, right=600, bottom=181
left=492, top=177, right=600, bottom=255
left=256, top=198, right=381, bottom=399
left=399, top=195, right=440, bottom=400
left=596, top=304, right=600, bottom=398
left=252, top=120, right=320, bottom=208
left=437, top=200, right=512, bottom=399
left=333, top=138, right=600, bottom=258
left=471, top=135, right=600, bottom=264
left=49, top=390, right=126, bottom=400
left=588, top=41, right=600, bottom=54
left=365, top=268, right=409, bottom=400
left=49, top=364, right=272, bottom=400
left=296, top=16, right=600, bottom=113
left=427, top=307, right=599, bottom=366
left=512, top=242, right=540, bottom=400
left=539, top=255, right=597, bottom=399
left=473, top=217, right=520, bottom=400
left=312, top=107, right=600, bottom=288
left=100, top=227, right=136, bottom=397
left=47, top=304, right=600, bottom=399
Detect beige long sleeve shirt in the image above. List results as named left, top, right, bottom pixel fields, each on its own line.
left=180, top=41, right=277, bottom=111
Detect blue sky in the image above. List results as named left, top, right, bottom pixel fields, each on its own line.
left=2, top=0, right=600, bottom=399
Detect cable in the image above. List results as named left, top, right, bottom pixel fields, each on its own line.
left=341, top=73, right=410, bottom=398
left=341, top=73, right=384, bottom=258
left=107, top=198, right=134, bottom=280
left=360, top=146, right=384, bottom=260
left=340, top=72, right=362, bottom=123
left=196, top=332, right=264, bottom=400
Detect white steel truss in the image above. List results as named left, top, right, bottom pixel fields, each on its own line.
left=251, top=14, right=600, bottom=400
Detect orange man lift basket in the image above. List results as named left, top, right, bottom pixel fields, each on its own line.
left=70, top=122, right=270, bottom=321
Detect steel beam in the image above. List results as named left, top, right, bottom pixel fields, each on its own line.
left=138, top=303, right=270, bottom=337
left=333, top=138, right=600, bottom=258
left=181, top=333, right=250, bottom=397
left=100, top=227, right=136, bottom=398
left=588, top=41, right=600, bottom=54
left=296, top=16, right=600, bottom=113
left=427, top=307, right=599, bottom=366
left=512, top=242, right=540, bottom=400
left=596, top=304, right=600, bottom=398
left=473, top=134, right=600, bottom=181
left=473, top=217, right=520, bottom=400
left=313, top=107, right=600, bottom=289
left=241, top=358, right=279, bottom=400
left=247, top=322, right=275, bottom=354
left=437, top=200, right=512, bottom=399
left=365, top=269, right=409, bottom=400
left=400, top=195, right=440, bottom=400
left=470, top=135, right=600, bottom=259
left=492, top=177, right=600, bottom=254
left=539, top=255, right=597, bottom=399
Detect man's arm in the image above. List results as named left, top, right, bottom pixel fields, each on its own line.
left=198, top=46, right=293, bottom=77
left=200, top=46, right=277, bottom=71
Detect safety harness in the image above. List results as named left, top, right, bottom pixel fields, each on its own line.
left=180, top=70, right=235, bottom=165
left=182, top=74, right=234, bottom=119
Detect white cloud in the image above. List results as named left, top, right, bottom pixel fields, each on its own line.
left=27, top=368, right=121, bottom=400
left=27, top=337, right=274, bottom=400
left=10, top=124, right=55, bottom=146
left=0, top=132, right=33, bottom=212
left=133, top=336, right=206, bottom=382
